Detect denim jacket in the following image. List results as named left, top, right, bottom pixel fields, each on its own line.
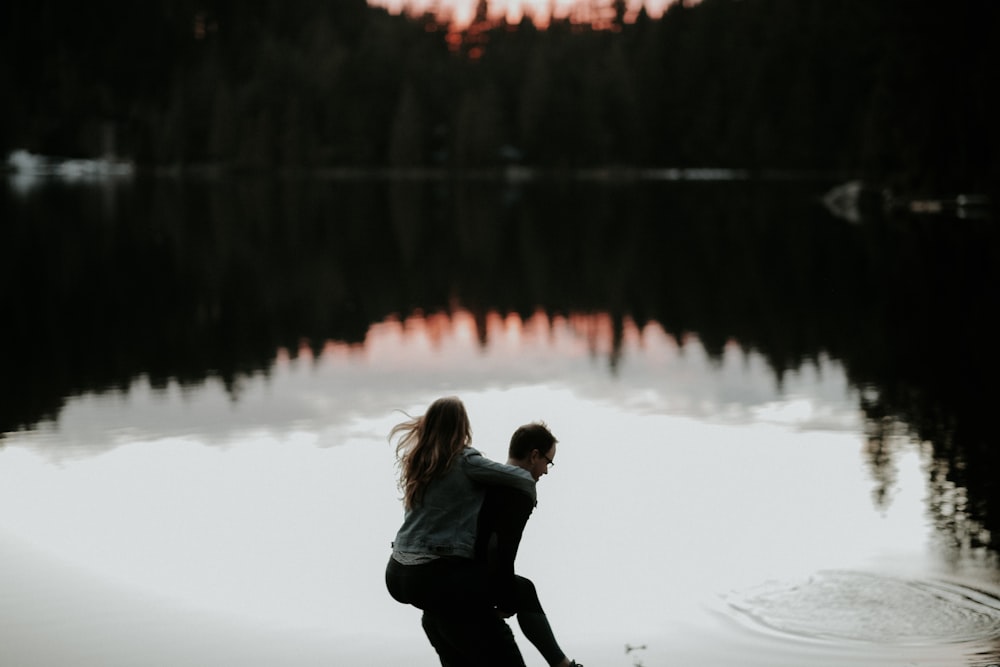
left=391, top=447, right=536, bottom=559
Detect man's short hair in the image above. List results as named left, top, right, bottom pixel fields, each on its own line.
left=508, top=422, right=557, bottom=460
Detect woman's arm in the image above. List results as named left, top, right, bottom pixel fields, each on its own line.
left=462, top=448, right=537, bottom=502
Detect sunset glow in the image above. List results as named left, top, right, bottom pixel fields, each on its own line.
left=369, top=0, right=680, bottom=28
left=279, top=308, right=633, bottom=368
left=362, top=309, right=632, bottom=362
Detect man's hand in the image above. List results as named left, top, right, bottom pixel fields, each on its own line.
left=495, top=608, right=516, bottom=619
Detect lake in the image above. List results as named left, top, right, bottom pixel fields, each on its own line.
left=1, top=168, right=998, bottom=666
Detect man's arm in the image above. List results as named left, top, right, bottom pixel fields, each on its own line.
left=476, top=484, right=535, bottom=614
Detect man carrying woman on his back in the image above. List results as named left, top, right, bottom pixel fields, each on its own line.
left=385, top=396, right=582, bottom=667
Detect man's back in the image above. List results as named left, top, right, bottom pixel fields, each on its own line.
left=476, top=484, right=535, bottom=613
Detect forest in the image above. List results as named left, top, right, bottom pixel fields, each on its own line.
left=2, top=0, right=997, bottom=195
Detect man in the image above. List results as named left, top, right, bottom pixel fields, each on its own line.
left=422, top=422, right=582, bottom=667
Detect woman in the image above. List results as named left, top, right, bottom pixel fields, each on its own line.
left=386, top=395, right=535, bottom=607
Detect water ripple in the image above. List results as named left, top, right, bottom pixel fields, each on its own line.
left=726, top=570, right=1000, bottom=647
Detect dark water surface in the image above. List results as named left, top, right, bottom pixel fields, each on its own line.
left=1, top=172, right=998, bottom=666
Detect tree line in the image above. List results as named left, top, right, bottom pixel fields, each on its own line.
left=2, top=0, right=997, bottom=192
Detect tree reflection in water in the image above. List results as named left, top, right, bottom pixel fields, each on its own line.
left=1, top=175, right=996, bottom=559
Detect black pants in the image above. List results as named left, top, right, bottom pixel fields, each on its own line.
left=386, top=555, right=491, bottom=612
left=421, top=607, right=525, bottom=667
left=421, top=573, right=568, bottom=667
left=385, top=556, right=526, bottom=666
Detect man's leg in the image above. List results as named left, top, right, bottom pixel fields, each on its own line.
left=512, top=575, right=569, bottom=667
left=421, top=611, right=462, bottom=667
left=422, top=609, right=526, bottom=667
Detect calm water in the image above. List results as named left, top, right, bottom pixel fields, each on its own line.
left=1, top=171, right=998, bottom=666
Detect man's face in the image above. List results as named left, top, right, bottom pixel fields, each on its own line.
left=529, top=443, right=556, bottom=481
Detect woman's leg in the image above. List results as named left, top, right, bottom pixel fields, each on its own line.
left=386, top=556, right=490, bottom=610
left=512, top=575, right=569, bottom=667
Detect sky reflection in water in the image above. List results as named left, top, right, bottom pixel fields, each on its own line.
left=0, top=310, right=988, bottom=666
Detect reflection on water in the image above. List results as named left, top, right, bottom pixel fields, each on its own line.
left=1, top=174, right=999, bottom=665
left=1, top=309, right=862, bottom=461
left=2, top=313, right=999, bottom=665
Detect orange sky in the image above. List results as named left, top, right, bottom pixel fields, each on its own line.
left=370, top=0, right=679, bottom=28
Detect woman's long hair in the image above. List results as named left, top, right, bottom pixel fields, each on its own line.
left=391, top=396, right=472, bottom=509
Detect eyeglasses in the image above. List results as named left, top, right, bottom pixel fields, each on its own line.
left=540, top=451, right=555, bottom=469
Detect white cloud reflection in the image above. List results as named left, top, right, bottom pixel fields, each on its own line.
left=12, top=311, right=860, bottom=460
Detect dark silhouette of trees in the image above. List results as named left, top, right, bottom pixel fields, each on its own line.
left=3, top=0, right=996, bottom=191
